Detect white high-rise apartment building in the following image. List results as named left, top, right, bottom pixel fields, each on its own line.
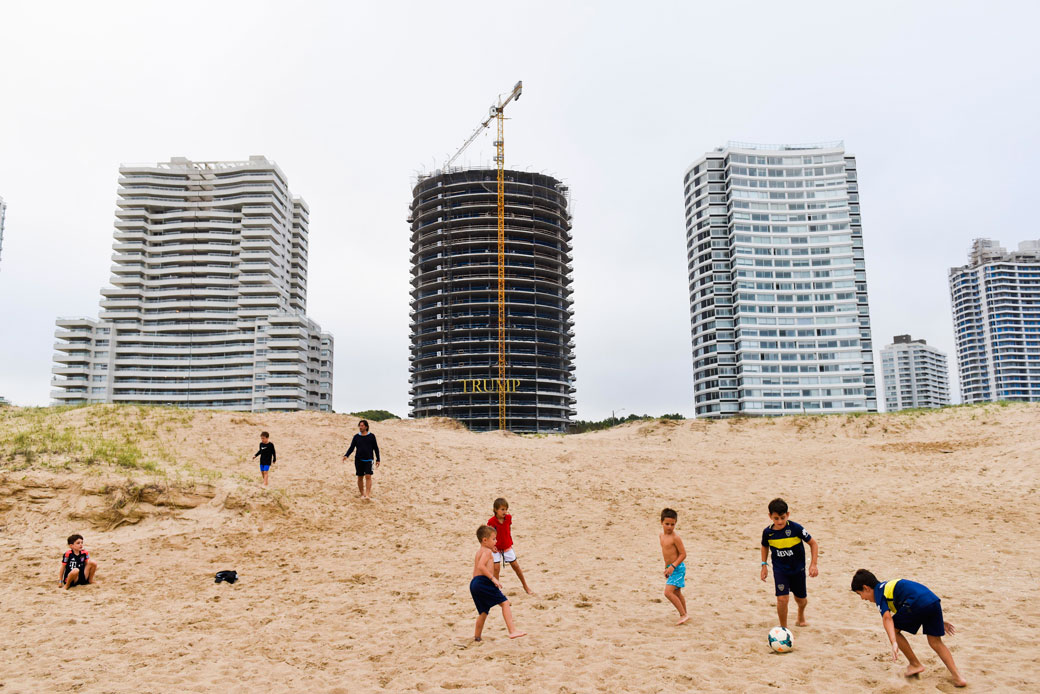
left=684, top=142, right=876, bottom=417
left=52, top=156, right=334, bottom=411
left=0, top=195, right=6, bottom=268
left=949, top=238, right=1040, bottom=404
left=880, top=335, right=950, bottom=411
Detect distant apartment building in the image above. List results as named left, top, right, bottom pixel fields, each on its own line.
left=51, top=156, right=334, bottom=411
left=880, top=335, right=950, bottom=411
left=684, top=141, right=876, bottom=417
left=0, top=195, right=6, bottom=268
left=949, top=238, right=1040, bottom=404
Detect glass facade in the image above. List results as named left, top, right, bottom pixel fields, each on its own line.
left=684, top=142, right=876, bottom=417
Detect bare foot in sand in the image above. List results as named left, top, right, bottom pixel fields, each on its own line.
left=473, top=637, right=481, bottom=642
left=525, top=589, right=535, bottom=595
left=508, top=631, right=527, bottom=639
left=904, top=664, right=926, bottom=677
left=952, top=677, right=968, bottom=687
left=676, top=615, right=690, bottom=625
left=795, top=619, right=809, bottom=627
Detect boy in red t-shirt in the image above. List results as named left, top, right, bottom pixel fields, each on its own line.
left=487, top=497, right=533, bottom=595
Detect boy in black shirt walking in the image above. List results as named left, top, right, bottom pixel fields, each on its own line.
left=253, top=431, right=276, bottom=487
left=343, top=419, right=380, bottom=499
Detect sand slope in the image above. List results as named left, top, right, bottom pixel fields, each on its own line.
left=1, top=404, right=1039, bottom=693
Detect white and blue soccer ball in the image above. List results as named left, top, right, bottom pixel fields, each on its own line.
left=768, top=626, right=794, bottom=653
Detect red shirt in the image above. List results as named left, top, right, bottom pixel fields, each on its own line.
left=487, top=514, right=513, bottom=552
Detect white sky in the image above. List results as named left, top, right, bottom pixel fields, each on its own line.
left=1, top=1, right=1038, bottom=418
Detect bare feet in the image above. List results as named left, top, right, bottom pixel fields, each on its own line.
left=508, top=631, right=527, bottom=639
left=904, top=664, right=926, bottom=678
left=795, top=619, right=809, bottom=627
left=676, top=614, right=690, bottom=625
left=525, top=589, right=535, bottom=595
left=473, top=637, right=481, bottom=642
left=953, top=677, right=968, bottom=687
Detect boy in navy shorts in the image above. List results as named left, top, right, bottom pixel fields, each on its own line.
left=469, top=525, right=526, bottom=642
left=759, top=498, right=818, bottom=628
left=852, top=569, right=967, bottom=687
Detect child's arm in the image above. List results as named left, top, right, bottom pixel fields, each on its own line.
left=881, top=611, right=900, bottom=662
left=760, top=546, right=769, bottom=581
left=807, top=538, right=819, bottom=577
left=58, top=559, right=66, bottom=586
left=477, top=550, right=502, bottom=586
left=253, top=447, right=260, bottom=458
left=665, top=535, right=687, bottom=577
left=270, top=443, right=276, bottom=464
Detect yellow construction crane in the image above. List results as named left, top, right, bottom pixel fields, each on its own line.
left=445, top=80, right=522, bottom=431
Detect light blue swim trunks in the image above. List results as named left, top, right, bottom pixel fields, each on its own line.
left=666, top=561, right=686, bottom=588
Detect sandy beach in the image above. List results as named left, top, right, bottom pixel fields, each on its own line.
left=1, top=403, right=1039, bottom=693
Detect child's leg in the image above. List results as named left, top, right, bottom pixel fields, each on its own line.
left=509, top=560, right=533, bottom=594
left=262, top=469, right=269, bottom=487
left=474, top=612, right=488, bottom=640
left=499, top=600, right=526, bottom=638
left=926, top=635, right=967, bottom=687
left=775, top=594, right=790, bottom=628
left=84, top=560, right=98, bottom=583
left=493, top=560, right=501, bottom=581
left=794, top=596, right=808, bottom=626
left=677, top=587, right=688, bottom=615
left=664, top=585, right=686, bottom=617
left=895, top=631, right=924, bottom=676
left=64, top=569, right=79, bottom=589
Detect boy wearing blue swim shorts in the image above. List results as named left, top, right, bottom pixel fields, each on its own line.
left=760, top=498, right=818, bottom=629
left=470, top=525, right=526, bottom=642
left=852, top=569, right=967, bottom=687
left=252, top=431, right=276, bottom=488
left=659, top=508, right=689, bottom=625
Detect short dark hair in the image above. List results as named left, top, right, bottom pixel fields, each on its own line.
left=261, top=431, right=270, bottom=438
left=67, top=534, right=83, bottom=545
left=660, top=508, right=677, bottom=521
left=493, top=497, right=508, bottom=511
left=359, top=419, right=369, bottom=430
left=477, top=525, right=496, bottom=542
left=851, top=569, right=879, bottom=592
left=768, top=498, right=788, bottom=515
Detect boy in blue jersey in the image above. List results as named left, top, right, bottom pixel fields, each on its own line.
left=851, top=569, right=967, bottom=687
left=759, top=498, right=818, bottom=628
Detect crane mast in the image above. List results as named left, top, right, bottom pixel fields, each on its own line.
left=445, top=81, right=521, bottom=431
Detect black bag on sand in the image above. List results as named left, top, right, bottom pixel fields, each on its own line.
left=214, top=570, right=238, bottom=584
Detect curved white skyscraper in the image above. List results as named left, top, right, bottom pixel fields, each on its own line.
left=51, top=156, right=333, bottom=411
left=684, top=142, right=876, bottom=417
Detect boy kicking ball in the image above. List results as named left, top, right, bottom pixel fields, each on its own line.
left=851, top=569, right=967, bottom=688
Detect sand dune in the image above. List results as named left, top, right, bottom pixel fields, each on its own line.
left=1, top=404, right=1039, bottom=693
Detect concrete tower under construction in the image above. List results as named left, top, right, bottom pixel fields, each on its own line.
left=408, top=169, right=575, bottom=432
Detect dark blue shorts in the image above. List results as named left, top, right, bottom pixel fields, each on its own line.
left=355, top=459, right=374, bottom=477
left=773, top=566, right=807, bottom=598
left=469, top=575, right=507, bottom=615
left=260, top=464, right=271, bottom=472
left=894, top=599, right=945, bottom=637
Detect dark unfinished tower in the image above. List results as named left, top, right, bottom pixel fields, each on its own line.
left=409, top=169, right=576, bottom=432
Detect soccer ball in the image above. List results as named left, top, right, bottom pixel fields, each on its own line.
left=768, top=626, right=794, bottom=653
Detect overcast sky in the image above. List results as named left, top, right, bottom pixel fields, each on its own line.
left=1, top=1, right=1038, bottom=418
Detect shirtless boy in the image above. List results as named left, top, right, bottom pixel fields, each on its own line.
left=659, top=508, right=689, bottom=625
left=469, top=525, right=526, bottom=641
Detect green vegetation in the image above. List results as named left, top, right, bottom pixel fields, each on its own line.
left=569, top=413, right=685, bottom=434
left=350, top=409, right=400, bottom=422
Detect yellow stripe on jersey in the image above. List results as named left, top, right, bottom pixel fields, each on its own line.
left=883, top=579, right=902, bottom=615
left=767, top=537, right=802, bottom=549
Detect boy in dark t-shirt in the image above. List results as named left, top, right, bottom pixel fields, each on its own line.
left=852, top=569, right=967, bottom=687
left=253, top=431, right=276, bottom=487
left=59, top=534, right=97, bottom=589
left=759, top=498, right=818, bottom=628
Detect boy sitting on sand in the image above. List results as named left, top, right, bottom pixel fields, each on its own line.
left=760, top=498, right=818, bottom=628
left=487, top=497, right=533, bottom=594
left=659, top=508, right=689, bottom=625
left=59, top=534, right=97, bottom=590
left=252, top=431, right=276, bottom=488
left=470, top=525, right=526, bottom=642
left=851, top=569, right=967, bottom=687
